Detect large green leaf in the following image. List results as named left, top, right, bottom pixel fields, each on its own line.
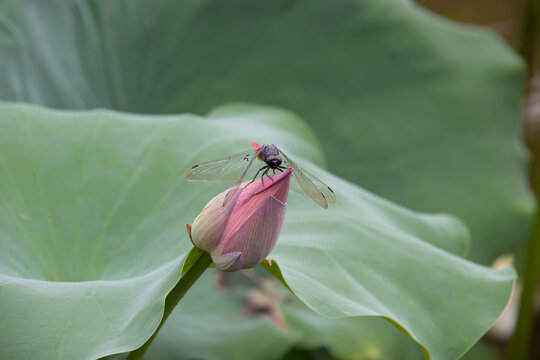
left=0, top=0, right=533, bottom=263
left=146, top=268, right=423, bottom=360
left=145, top=271, right=300, bottom=360
left=0, top=103, right=514, bottom=359
left=283, top=303, right=424, bottom=360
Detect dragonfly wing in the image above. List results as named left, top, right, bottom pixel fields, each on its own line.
left=186, top=149, right=258, bottom=182
left=278, top=148, right=336, bottom=209
left=223, top=148, right=264, bottom=206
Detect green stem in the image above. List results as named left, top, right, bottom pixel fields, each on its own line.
left=517, top=0, right=539, bottom=78
left=508, top=196, right=540, bottom=360
left=126, top=250, right=212, bottom=360
left=507, top=0, right=540, bottom=358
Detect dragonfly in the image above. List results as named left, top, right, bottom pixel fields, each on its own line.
left=186, top=142, right=336, bottom=208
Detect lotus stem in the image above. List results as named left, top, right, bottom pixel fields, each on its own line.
left=126, top=251, right=212, bottom=360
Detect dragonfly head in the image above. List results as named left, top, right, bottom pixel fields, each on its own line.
left=266, top=158, right=282, bottom=169
left=262, top=145, right=282, bottom=169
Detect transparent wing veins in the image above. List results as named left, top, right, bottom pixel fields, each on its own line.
left=277, top=147, right=336, bottom=209
left=186, top=149, right=257, bottom=182
left=223, top=148, right=264, bottom=206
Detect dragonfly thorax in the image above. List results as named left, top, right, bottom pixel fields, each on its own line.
left=261, top=145, right=282, bottom=169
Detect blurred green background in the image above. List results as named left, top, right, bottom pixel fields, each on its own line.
left=0, top=0, right=538, bottom=359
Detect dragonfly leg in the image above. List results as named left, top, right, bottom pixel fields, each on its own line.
left=247, top=166, right=268, bottom=187
left=261, top=167, right=271, bottom=186
left=261, top=167, right=275, bottom=184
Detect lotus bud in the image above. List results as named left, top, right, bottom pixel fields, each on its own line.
left=187, top=168, right=292, bottom=272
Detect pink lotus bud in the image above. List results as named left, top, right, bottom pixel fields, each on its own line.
left=187, top=168, right=292, bottom=272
